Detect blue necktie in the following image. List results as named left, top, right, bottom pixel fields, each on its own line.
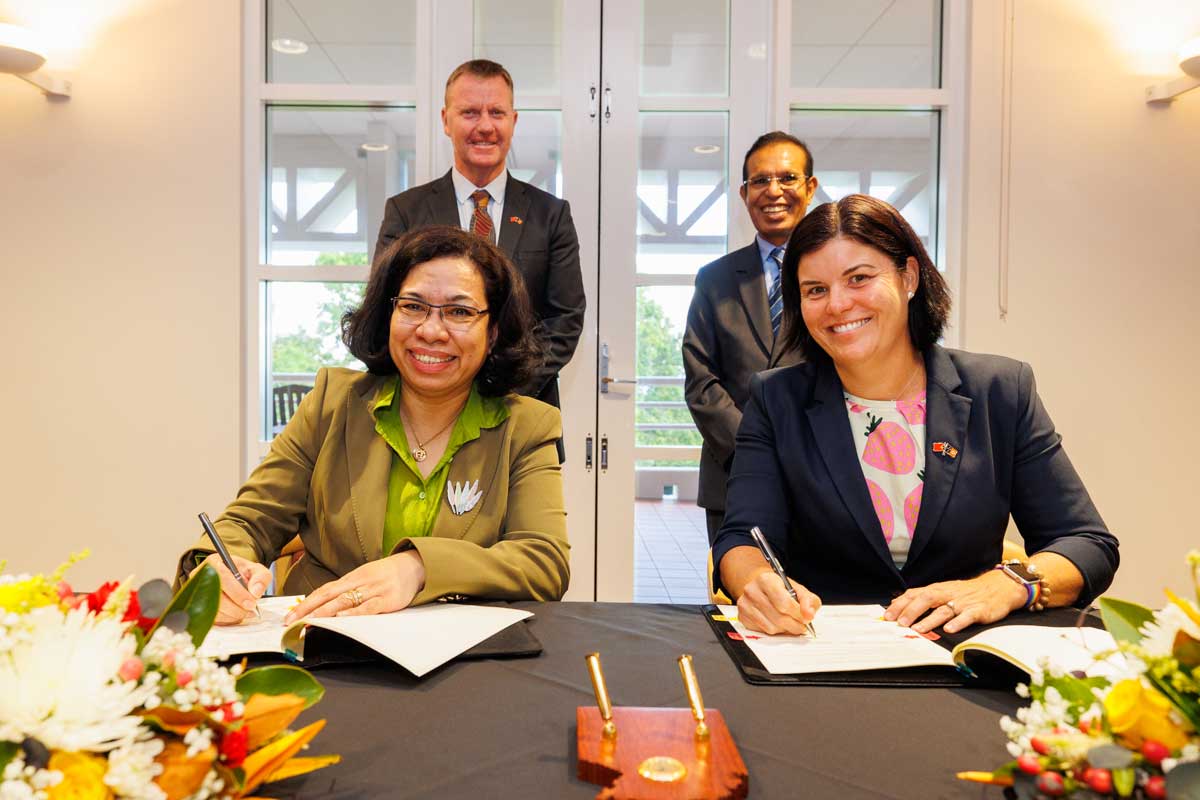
left=768, top=247, right=784, bottom=338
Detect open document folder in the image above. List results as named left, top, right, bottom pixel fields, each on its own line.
left=199, top=596, right=533, bottom=678
left=713, top=604, right=1123, bottom=682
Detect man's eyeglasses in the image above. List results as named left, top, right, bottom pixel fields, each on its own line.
left=391, top=297, right=489, bottom=331
left=741, top=172, right=809, bottom=191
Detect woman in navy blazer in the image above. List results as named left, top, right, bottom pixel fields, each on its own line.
left=712, top=194, right=1118, bottom=635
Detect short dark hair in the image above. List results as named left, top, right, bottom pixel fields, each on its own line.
left=343, top=226, right=543, bottom=397
left=444, top=59, right=514, bottom=105
left=741, top=131, right=814, bottom=183
left=778, top=194, right=951, bottom=362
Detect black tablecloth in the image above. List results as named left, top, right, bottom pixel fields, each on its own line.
left=271, top=602, right=1018, bottom=799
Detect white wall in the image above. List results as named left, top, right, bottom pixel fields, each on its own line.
left=0, top=0, right=243, bottom=589
left=963, top=0, right=1200, bottom=604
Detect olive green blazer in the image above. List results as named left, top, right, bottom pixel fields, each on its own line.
left=177, top=368, right=569, bottom=604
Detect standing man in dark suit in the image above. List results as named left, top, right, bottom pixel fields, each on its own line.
left=683, top=132, right=819, bottom=543
left=375, top=59, right=585, bottom=410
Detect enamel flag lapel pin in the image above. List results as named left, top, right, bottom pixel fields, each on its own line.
left=446, top=479, right=482, bottom=515
left=509, top=215, right=523, bottom=225
left=932, top=441, right=959, bottom=459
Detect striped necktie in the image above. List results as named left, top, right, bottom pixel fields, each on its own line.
left=768, top=246, right=784, bottom=338
left=470, top=189, right=494, bottom=243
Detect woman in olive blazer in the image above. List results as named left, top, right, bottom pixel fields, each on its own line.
left=178, top=227, right=568, bottom=623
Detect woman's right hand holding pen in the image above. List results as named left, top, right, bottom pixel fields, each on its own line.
left=736, top=567, right=822, bottom=635
left=192, top=553, right=271, bottom=625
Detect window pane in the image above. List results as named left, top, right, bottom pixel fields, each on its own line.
left=265, top=281, right=365, bottom=437
left=475, top=0, right=561, bottom=94
left=267, top=107, right=415, bottom=265
left=637, top=113, right=728, bottom=275
left=641, top=0, right=729, bottom=96
left=267, top=0, right=416, bottom=84
left=790, top=0, right=942, bottom=89
left=790, top=109, right=939, bottom=247
left=636, top=286, right=699, bottom=461
left=510, top=110, right=562, bottom=197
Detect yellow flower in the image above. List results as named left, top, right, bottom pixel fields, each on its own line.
left=46, top=752, right=112, bottom=800
left=1103, top=678, right=1189, bottom=750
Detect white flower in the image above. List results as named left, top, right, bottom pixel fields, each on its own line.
left=105, top=736, right=166, bottom=800
left=183, top=725, right=214, bottom=759
left=1140, top=602, right=1200, bottom=657
left=0, top=606, right=156, bottom=752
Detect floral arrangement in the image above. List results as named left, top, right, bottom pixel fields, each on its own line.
left=0, top=554, right=339, bottom=800
left=961, top=552, right=1200, bottom=799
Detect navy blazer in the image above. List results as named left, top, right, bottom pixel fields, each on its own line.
left=712, top=346, right=1119, bottom=606
left=375, top=171, right=585, bottom=407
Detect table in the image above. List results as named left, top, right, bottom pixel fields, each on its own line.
left=274, top=602, right=1020, bottom=799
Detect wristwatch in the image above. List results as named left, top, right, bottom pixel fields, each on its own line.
left=994, top=560, right=1050, bottom=611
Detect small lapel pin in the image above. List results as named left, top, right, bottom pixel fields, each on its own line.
left=446, top=479, right=482, bottom=515
left=509, top=215, right=523, bottom=225
left=932, top=441, right=959, bottom=459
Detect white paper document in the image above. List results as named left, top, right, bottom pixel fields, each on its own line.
left=200, top=596, right=533, bottom=678
left=719, top=604, right=954, bottom=675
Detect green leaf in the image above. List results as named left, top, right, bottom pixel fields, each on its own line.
left=145, top=565, right=220, bottom=649
left=0, top=741, right=18, bottom=773
left=1112, top=767, right=1136, bottom=797
left=1167, top=761, right=1200, bottom=800
left=1098, top=597, right=1155, bottom=645
left=1086, top=744, right=1134, bottom=770
left=237, top=665, right=325, bottom=710
left=1145, top=670, right=1200, bottom=732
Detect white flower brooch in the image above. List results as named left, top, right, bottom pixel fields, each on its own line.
left=446, top=479, right=482, bottom=516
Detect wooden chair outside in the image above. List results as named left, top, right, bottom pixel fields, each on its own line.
left=272, top=384, right=312, bottom=434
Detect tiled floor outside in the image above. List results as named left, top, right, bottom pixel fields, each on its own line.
left=633, top=499, right=711, bottom=604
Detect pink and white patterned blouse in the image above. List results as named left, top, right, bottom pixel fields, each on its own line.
left=843, top=391, right=927, bottom=567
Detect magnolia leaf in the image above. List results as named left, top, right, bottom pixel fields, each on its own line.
left=1174, top=630, right=1200, bottom=668
left=138, top=706, right=211, bottom=735
left=1097, top=597, right=1154, bottom=645
left=240, top=693, right=307, bottom=751
left=0, top=742, right=18, bottom=773
left=1166, top=761, right=1200, bottom=800
left=146, top=565, right=220, bottom=649
left=264, top=753, right=342, bottom=783
left=137, top=579, right=174, bottom=619
left=237, top=665, right=324, bottom=710
left=1086, top=744, right=1134, bottom=770
left=154, top=739, right=216, bottom=800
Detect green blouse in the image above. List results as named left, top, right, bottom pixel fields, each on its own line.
left=372, top=378, right=510, bottom=556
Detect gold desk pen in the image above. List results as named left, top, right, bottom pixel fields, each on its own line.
left=677, top=654, right=710, bottom=739
left=584, top=652, right=617, bottom=738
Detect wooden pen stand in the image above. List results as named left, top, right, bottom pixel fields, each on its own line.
left=576, top=706, right=748, bottom=800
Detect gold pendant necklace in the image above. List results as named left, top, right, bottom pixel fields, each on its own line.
left=401, top=407, right=460, bottom=462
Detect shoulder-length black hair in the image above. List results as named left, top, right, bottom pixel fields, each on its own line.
left=343, top=225, right=543, bottom=396
left=778, top=193, right=951, bottom=362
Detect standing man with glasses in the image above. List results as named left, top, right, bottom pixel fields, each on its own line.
left=375, top=59, right=585, bottom=419
left=683, top=131, right=819, bottom=544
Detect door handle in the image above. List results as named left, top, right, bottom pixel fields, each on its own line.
left=600, top=435, right=608, bottom=472
left=589, top=85, right=597, bottom=119
left=599, top=343, right=637, bottom=394
left=585, top=434, right=593, bottom=470
left=603, top=85, right=612, bottom=122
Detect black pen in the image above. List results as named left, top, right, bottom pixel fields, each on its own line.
left=749, top=525, right=816, bottom=638
left=199, top=512, right=261, bottom=619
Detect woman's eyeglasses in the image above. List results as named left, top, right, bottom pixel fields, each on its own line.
left=391, top=297, right=489, bottom=331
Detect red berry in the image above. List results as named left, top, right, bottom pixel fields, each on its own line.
left=1017, top=754, right=1042, bottom=775
left=1036, top=771, right=1065, bottom=796
left=1031, top=737, right=1051, bottom=755
left=1144, top=775, right=1167, bottom=800
left=1142, top=739, right=1170, bottom=765
left=1083, top=767, right=1112, bottom=794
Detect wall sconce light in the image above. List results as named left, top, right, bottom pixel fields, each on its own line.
left=0, top=22, right=72, bottom=98
left=1146, top=36, right=1200, bottom=104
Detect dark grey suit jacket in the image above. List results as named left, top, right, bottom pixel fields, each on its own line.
left=682, top=242, right=802, bottom=511
left=375, top=171, right=585, bottom=407
left=711, top=346, right=1120, bottom=606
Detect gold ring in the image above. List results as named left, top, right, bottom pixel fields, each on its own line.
left=342, top=589, right=364, bottom=607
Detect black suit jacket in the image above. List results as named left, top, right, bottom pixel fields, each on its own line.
left=711, top=346, right=1119, bottom=606
left=375, top=171, right=585, bottom=407
left=682, top=242, right=802, bottom=510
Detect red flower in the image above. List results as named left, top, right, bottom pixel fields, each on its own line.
left=86, top=581, right=119, bottom=613
left=218, top=726, right=249, bottom=768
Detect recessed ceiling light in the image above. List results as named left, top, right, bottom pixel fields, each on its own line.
left=271, top=38, right=309, bottom=56
left=693, top=144, right=721, bottom=155
left=360, top=143, right=390, bottom=152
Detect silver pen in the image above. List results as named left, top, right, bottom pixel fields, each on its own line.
left=199, top=512, right=262, bottom=619
left=749, top=525, right=816, bottom=638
